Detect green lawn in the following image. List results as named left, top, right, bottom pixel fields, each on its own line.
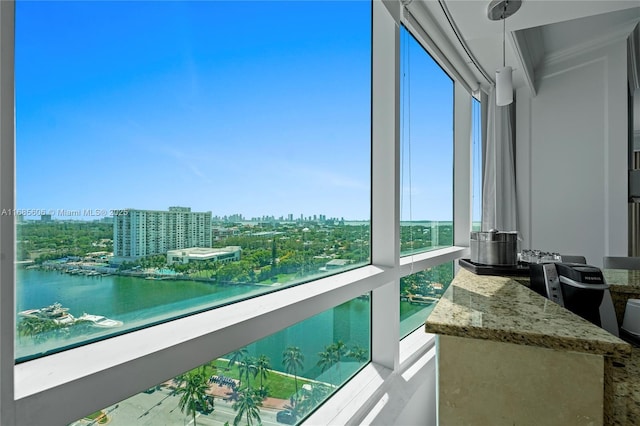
left=207, top=359, right=314, bottom=400
left=257, top=273, right=297, bottom=285
left=85, top=411, right=107, bottom=424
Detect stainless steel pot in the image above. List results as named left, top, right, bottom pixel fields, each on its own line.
left=470, top=229, right=518, bottom=266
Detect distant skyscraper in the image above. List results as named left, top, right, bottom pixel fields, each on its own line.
left=113, top=206, right=212, bottom=258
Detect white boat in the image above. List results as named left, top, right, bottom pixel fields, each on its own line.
left=77, top=313, right=123, bottom=328
left=407, top=294, right=439, bottom=305
left=19, top=302, right=76, bottom=325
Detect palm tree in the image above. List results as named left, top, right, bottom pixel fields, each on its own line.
left=232, top=388, right=262, bottom=426
left=176, top=371, right=210, bottom=426
left=238, top=356, right=258, bottom=390
left=17, top=317, right=63, bottom=342
left=200, top=359, right=217, bottom=379
left=224, top=387, right=240, bottom=403
left=255, top=354, right=271, bottom=393
left=329, top=340, right=348, bottom=382
left=282, top=346, right=305, bottom=400
left=346, top=344, right=368, bottom=363
left=227, top=347, right=248, bottom=369
left=227, top=347, right=249, bottom=385
left=316, top=348, right=338, bottom=384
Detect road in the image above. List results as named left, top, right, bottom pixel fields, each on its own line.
left=70, top=387, right=283, bottom=426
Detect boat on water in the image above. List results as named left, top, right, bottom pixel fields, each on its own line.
left=407, top=294, right=439, bottom=305
left=18, top=302, right=76, bottom=325
left=19, top=303, right=123, bottom=328
left=77, top=313, right=123, bottom=328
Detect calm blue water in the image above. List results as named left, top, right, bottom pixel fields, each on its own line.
left=16, top=269, right=370, bottom=378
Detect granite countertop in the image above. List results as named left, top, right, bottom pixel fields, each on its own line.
left=425, top=268, right=632, bottom=358
left=604, top=269, right=640, bottom=295
left=606, top=346, right=640, bottom=424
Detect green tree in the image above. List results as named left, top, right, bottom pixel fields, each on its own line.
left=255, top=355, right=271, bottom=393
left=317, top=341, right=348, bottom=383
left=331, top=340, right=348, bottom=382
left=238, top=356, right=258, bottom=390
left=228, top=347, right=248, bottom=369
left=17, top=317, right=63, bottom=342
left=201, top=359, right=217, bottom=379
left=217, top=260, right=253, bottom=283
left=232, top=388, right=262, bottom=426
left=298, top=384, right=332, bottom=417
left=176, top=371, right=210, bottom=426
left=248, top=249, right=272, bottom=268
left=316, top=348, right=338, bottom=383
left=282, top=346, right=305, bottom=401
left=346, top=344, right=368, bottom=363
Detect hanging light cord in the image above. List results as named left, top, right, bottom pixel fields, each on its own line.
left=502, top=1, right=507, bottom=68
left=401, top=29, right=415, bottom=274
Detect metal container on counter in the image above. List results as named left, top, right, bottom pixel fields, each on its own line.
left=470, top=229, right=518, bottom=266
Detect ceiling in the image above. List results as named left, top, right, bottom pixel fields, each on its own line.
left=419, top=0, right=640, bottom=94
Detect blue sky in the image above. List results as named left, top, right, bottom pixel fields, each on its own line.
left=400, top=26, right=454, bottom=223
left=16, top=0, right=461, bottom=222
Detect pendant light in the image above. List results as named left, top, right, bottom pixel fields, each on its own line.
left=487, top=0, right=522, bottom=106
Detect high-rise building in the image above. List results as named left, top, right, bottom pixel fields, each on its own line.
left=113, top=206, right=212, bottom=258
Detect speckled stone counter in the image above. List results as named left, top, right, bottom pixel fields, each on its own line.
left=604, top=269, right=640, bottom=293
left=604, top=269, right=640, bottom=326
left=426, top=268, right=634, bottom=425
left=425, top=268, right=631, bottom=358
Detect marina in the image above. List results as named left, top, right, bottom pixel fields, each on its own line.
left=18, top=302, right=75, bottom=325
left=19, top=302, right=123, bottom=328
left=15, top=268, right=370, bottom=376
left=76, top=313, right=123, bottom=328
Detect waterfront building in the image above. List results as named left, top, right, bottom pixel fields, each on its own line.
left=113, top=206, right=212, bottom=258
left=166, top=246, right=241, bottom=265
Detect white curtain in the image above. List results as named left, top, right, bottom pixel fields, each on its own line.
left=481, top=86, right=517, bottom=232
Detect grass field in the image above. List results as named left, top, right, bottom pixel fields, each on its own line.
left=187, top=359, right=315, bottom=400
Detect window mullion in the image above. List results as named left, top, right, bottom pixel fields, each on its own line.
left=371, top=0, right=401, bottom=372
left=0, top=1, right=16, bottom=425
left=454, top=81, right=473, bottom=246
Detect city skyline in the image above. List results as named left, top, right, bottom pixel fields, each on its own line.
left=14, top=209, right=455, bottom=224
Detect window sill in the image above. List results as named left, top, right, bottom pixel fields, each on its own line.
left=399, top=245, right=469, bottom=277
left=304, top=327, right=437, bottom=425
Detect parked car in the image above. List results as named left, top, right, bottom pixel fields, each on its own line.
left=276, top=410, right=297, bottom=425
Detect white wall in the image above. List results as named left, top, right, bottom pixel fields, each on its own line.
left=361, top=352, right=437, bottom=426
left=516, top=38, right=629, bottom=267
left=335, top=345, right=438, bottom=426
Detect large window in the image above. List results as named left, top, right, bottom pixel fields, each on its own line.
left=398, top=25, right=455, bottom=339
left=399, top=26, right=454, bottom=257
left=69, top=296, right=370, bottom=426
left=15, top=1, right=371, bottom=361
left=2, top=2, right=477, bottom=425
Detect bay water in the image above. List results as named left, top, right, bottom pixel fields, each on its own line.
left=16, top=269, right=370, bottom=381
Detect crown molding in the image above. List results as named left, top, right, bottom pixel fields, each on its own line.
left=542, top=20, right=638, bottom=71
left=511, top=30, right=538, bottom=97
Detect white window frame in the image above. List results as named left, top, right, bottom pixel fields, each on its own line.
left=0, top=1, right=474, bottom=425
